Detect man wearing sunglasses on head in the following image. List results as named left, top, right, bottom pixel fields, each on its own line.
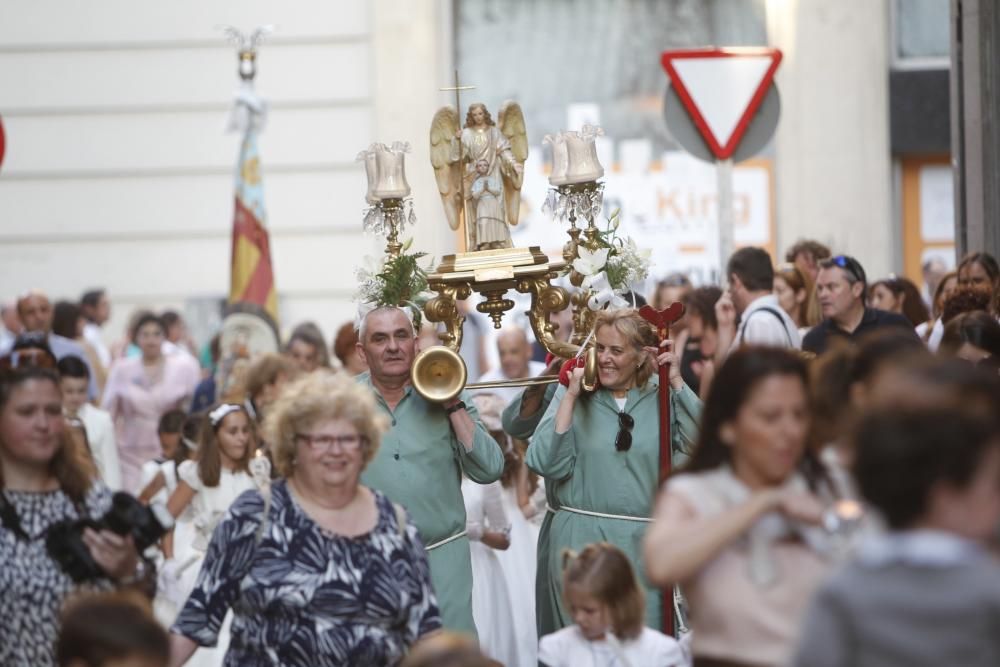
left=803, top=255, right=919, bottom=355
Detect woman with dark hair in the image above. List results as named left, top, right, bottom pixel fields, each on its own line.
left=526, top=308, right=701, bottom=633
left=53, top=300, right=108, bottom=394
left=957, top=251, right=1000, bottom=297
left=868, top=276, right=931, bottom=327
left=677, top=286, right=723, bottom=398
left=939, top=311, right=1000, bottom=369
left=0, top=346, right=142, bottom=666
left=101, top=313, right=200, bottom=492
left=285, top=322, right=331, bottom=374
left=916, top=270, right=957, bottom=342
left=644, top=347, right=837, bottom=667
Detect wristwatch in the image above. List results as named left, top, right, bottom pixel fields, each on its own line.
left=445, top=400, right=467, bottom=415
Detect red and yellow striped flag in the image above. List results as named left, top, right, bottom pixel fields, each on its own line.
left=229, top=130, right=278, bottom=323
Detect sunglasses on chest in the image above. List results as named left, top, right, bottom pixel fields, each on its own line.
left=615, top=411, right=634, bottom=452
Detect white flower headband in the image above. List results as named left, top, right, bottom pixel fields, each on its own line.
left=208, top=403, right=243, bottom=428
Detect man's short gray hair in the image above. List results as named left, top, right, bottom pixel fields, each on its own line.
left=356, top=305, right=417, bottom=341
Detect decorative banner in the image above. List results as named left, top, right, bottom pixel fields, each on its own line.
left=230, top=129, right=278, bottom=323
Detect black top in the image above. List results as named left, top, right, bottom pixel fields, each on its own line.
left=802, top=308, right=918, bottom=355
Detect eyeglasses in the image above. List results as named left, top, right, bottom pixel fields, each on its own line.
left=0, top=348, right=58, bottom=374
left=831, top=255, right=866, bottom=285
left=293, top=432, right=364, bottom=452
left=615, top=411, right=634, bottom=452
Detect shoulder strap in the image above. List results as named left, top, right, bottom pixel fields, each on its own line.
left=392, top=502, right=407, bottom=538
left=739, top=306, right=794, bottom=346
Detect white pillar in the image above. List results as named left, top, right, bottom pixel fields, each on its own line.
left=767, top=0, right=894, bottom=277
left=372, top=0, right=456, bottom=263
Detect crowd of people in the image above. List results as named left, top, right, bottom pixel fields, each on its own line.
left=2, top=241, right=1000, bottom=666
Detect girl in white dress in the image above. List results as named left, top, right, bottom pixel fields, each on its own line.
left=539, top=543, right=685, bottom=667
left=138, top=409, right=196, bottom=506
left=495, top=434, right=543, bottom=666
left=159, top=403, right=268, bottom=666
left=462, top=475, right=517, bottom=666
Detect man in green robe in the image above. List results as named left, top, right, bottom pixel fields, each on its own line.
left=356, top=306, right=505, bottom=637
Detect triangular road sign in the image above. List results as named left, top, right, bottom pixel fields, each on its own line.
left=661, top=48, right=782, bottom=160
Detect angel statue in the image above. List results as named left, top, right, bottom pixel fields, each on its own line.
left=430, top=101, right=528, bottom=251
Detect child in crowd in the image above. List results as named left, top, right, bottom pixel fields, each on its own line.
left=138, top=410, right=197, bottom=505
left=56, top=592, right=168, bottom=667
left=793, top=407, right=1000, bottom=667
left=539, top=542, right=686, bottom=667
left=57, top=355, right=122, bottom=489
left=158, top=403, right=268, bottom=666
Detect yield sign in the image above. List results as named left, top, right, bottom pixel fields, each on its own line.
left=661, top=48, right=782, bottom=160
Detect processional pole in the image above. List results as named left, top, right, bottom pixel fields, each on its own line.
left=639, top=303, right=685, bottom=636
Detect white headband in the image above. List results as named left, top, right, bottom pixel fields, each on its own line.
left=208, top=403, right=242, bottom=428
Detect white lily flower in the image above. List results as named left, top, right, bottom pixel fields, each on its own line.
left=573, top=247, right=610, bottom=277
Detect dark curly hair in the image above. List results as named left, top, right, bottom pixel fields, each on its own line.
left=942, top=286, right=993, bottom=324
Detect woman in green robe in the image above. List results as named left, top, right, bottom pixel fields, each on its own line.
left=525, top=308, right=702, bottom=631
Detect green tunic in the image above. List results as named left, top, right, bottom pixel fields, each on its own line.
left=502, top=384, right=560, bottom=638
left=358, top=373, right=505, bottom=637
left=525, top=380, right=701, bottom=632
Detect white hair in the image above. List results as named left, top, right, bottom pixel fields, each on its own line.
left=355, top=305, right=417, bottom=341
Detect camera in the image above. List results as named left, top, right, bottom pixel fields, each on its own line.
left=46, top=492, right=174, bottom=582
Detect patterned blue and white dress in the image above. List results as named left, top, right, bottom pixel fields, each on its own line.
left=172, top=480, right=441, bottom=666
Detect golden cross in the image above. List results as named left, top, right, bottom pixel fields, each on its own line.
left=439, top=69, right=476, bottom=115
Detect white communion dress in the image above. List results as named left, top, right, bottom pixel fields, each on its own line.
left=495, top=483, right=540, bottom=667
left=159, top=460, right=265, bottom=666
left=462, top=477, right=518, bottom=666
left=143, top=458, right=196, bottom=626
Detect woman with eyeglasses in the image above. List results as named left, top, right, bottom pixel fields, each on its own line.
left=525, top=308, right=702, bottom=633
left=168, top=371, right=440, bottom=667
left=643, top=347, right=839, bottom=667
left=0, top=342, right=143, bottom=667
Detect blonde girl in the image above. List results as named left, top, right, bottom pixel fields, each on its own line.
left=538, top=543, right=684, bottom=667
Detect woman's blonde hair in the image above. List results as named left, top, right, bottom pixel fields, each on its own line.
left=593, top=309, right=658, bottom=389
left=562, top=542, right=645, bottom=639
left=197, top=404, right=254, bottom=487
left=264, top=370, right=388, bottom=478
